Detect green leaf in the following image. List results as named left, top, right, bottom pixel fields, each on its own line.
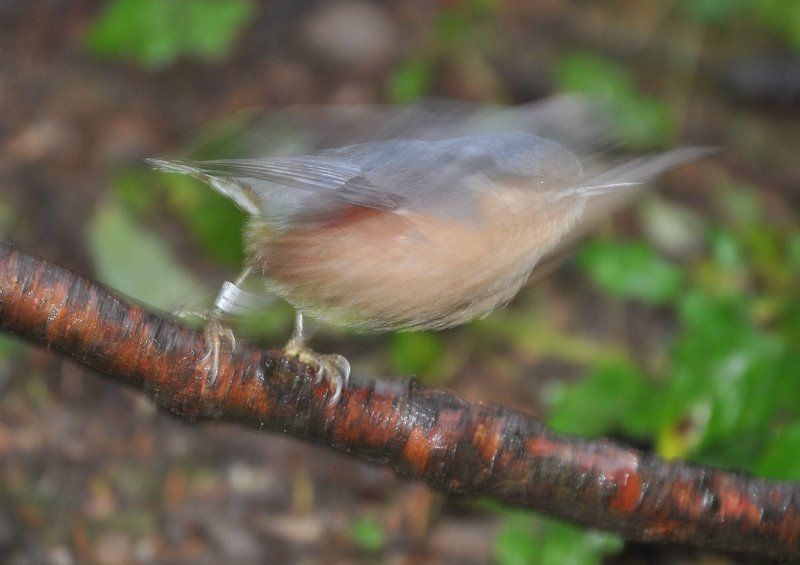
left=235, top=300, right=295, bottom=341
left=659, top=291, right=787, bottom=467
left=182, top=0, right=254, bottom=59
left=390, top=331, right=444, bottom=376
left=556, top=53, right=634, bottom=102
left=88, top=200, right=202, bottom=310
left=614, top=96, right=677, bottom=150
left=555, top=53, right=677, bottom=148
left=114, top=168, right=160, bottom=215
left=495, top=522, right=538, bottom=565
left=87, top=0, right=255, bottom=69
left=755, top=0, right=800, bottom=50
left=578, top=240, right=685, bottom=304
left=709, top=228, right=746, bottom=272
left=548, top=363, right=657, bottom=438
left=755, top=423, right=800, bottom=480
left=388, top=58, right=433, bottom=103
left=535, top=523, right=622, bottom=565
left=496, top=517, right=622, bottom=565
left=711, top=182, right=791, bottom=288
left=116, top=167, right=245, bottom=265
left=155, top=172, right=245, bottom=265
left=350, top=518, right=385, bottom=552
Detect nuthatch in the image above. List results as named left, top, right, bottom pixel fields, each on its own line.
left=148, top=99, right=706, bottom=400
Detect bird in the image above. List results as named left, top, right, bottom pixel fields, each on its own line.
left=148, top=99, right=707, bottom=401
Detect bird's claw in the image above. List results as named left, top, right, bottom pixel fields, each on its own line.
left=200, top=316, right=236, bottom=384
left=286, top=343, right=350, bottom=403
left=314, top=353, right=351, bottom=403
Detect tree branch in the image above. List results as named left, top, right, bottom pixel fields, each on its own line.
left=0, top=242, right=797, bottom=560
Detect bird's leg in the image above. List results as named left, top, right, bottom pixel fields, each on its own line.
left=200, top=266, right=252, bottom=384
left=284, top=311, right=306, bottom=351
left=284, top=311, right=351, bottom=402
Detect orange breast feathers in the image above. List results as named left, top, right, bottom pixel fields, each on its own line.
left=244, top=186, right=586, bottom=332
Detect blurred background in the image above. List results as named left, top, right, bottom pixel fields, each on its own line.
left=1, top=1, right=799, bottom=563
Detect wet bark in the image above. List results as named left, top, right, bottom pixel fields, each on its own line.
left=0, top=242, right=797, bottom=560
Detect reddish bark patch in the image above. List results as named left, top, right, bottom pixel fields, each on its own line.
left=609, top=470, right=643, bottom=512
left=402, top=426, right=431, bottom=475
left=716, top=477, right=764, bottom=523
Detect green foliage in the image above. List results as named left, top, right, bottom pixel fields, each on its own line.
left=548, top=362, right=657, bottom=439
left=557, top=53, right=631, bottom=99
left=495, top=523, right=539, bottom=565
left=114, top=169, right=160, bottom=215
left=682, top=0, right=800, bottom=49
left=552, top=181, right=800, bottom=477
left=708, top=228, right=745, bottom=272
left=87, top=0, right=255, bottom=69
left=434, top=0, right=497, bottom=47
left=495, top=516, right=622, bottom=565
left=578, top=240, right=685, bottom=304
left=350, top=517, right=386, bottom=552
left=555, top=53, right=677, bottom=149
left=475, top=310, right=630, bottom=367
left=0, top=335, right=17, bottom=360
left=387, top=0, right=499, bottom=101
left=662, top=291, right=788, bottom=465
left=390, top=331, right=444, bottom=376
left=682, top=0, right=752, bottom=24
left=149, top=171, right=246, bottom=265
left=755, top=422, right=800, bottom=480
left=388, top=58, right=433, bottom=103
left=88, top=200, right=201, bottom=310
left=756, top=0, right=800, bottom=49
left=234, top=300, right=295, bottom=341
left=178, top=185, right=246, bottom=265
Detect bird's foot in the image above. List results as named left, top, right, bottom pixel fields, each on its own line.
left=193, top=269, right=254, bottom=384
left=199, top=313, right=236, bottom=385
left=284, top=339, right=351, bottom=403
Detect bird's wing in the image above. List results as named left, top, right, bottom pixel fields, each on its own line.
left=147, top=156, right=403, bottom=217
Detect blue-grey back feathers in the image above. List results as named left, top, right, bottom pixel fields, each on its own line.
left=149, top=112, right=708, bottom=228
left=149, top=131, right=589, bottom=223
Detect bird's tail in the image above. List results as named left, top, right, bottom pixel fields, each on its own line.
left=146, top=157, right=261, bottom=215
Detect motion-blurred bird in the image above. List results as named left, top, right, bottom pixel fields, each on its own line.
left=149, top=98, right=707, bottom=400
